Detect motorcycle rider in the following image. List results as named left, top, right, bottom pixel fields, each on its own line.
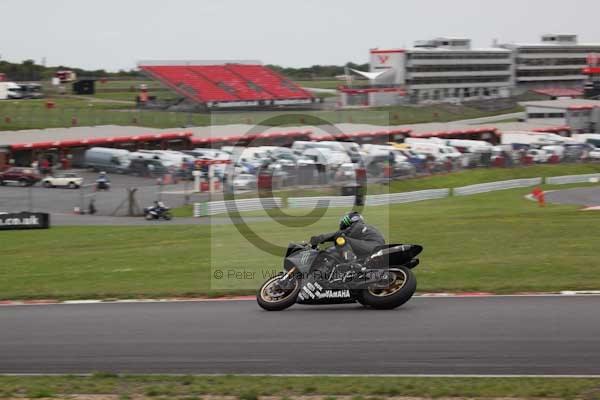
left=96, top=171, right=110, bottom=190
left=310, top=211, right=385, bottom=259
left=151, top=200, right=167, bottom=215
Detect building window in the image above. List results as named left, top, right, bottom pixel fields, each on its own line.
left=407, top=75, right=511, bottom=85
left=409, top=53, right=511, bottom=60
left=407, top=64, right=511, bottom=73
left=516, top=58, right=587, bottom=66
left=516, top=69, right=585, bottom=77
left=519, top=47, right=600, bottom=54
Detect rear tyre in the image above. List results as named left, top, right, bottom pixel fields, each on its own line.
left=359, top=266, right=417, bottom=310
left=43, top=181, right=52, bottom=188
left=68, top=182, right=78, bottom=189
left=144, top=213, right=154, bottom=221
left=257, top=274, right=301, bottom=311
left=19, top=179, right=28, bottom=187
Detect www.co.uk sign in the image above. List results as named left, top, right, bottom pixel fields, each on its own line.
left=0, top=212, right=50, bottom=230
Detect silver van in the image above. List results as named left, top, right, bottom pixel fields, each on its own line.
left=84, top=147, right=131, bottom=173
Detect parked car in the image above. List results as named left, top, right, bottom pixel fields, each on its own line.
left=335, top=163, right=357, bottom=181
left=527, top=149, right=550, bottom=163
left=233, top=174, right=257, bottom=190
left=19, top=83, right=44, bottom=99
left=589, top=147, right=600, bottom=160
left=41, top=173, right=84, bottom=189
left=0, top=167, right=41, bottom=186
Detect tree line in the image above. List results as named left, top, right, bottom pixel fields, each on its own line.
left=0, top=59, right=369, bottom=82
left=0, top=59, right=140, bottom=81
left=268, top=62, right=369, bottom=80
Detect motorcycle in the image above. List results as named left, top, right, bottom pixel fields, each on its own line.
left=95, top=180, right=110, bottom=191
left=143, top=206, right=173, bottom=221
left=257, top=235, right=422, bottom=311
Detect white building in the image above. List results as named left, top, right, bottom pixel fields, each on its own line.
left=404, top=38, right=513, bottom=103
left=501, top=34, right=600, bottom=88
left=341, top=34, right=600, bottom=107
left=345, top=38, right=513, bottom=106
left=521, top=99, right=600, bottom=133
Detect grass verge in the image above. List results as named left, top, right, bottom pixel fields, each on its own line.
left=0, top=95, right=522, bottom=130
left=0, top=375, right=599, bottom=399
left=2, top=184, right=600, bottom=300
left=171, top=164, right=600, bottom=216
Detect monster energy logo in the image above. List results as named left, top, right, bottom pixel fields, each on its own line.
left=300, top=251, right=311, bottom=265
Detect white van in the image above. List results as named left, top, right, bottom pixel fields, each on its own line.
left=541, top=145, right=565, bottom=159
left=404, top=139, right=462, bottom=161
left=0, top=82, right=23, bottom=100
left=138, top=150, right=192, bottom=167
left=501, top=131, right=566, bottom=146
left=292, top=140, right=361, bottom=162
left=302, top=148, right=350, bottom=167
left=362, top=144, right=408, bottom=163
left=573, top=134, right=600, bottom=148
left=432, top=138, right=493, bottom=153
left=84, top=147, right=131, bottom=173
left=187, top=148, right=230, bottom=160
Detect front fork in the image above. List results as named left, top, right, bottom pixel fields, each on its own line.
left=277, top=267, right=298, bottom=290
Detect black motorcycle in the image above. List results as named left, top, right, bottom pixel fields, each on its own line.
left=95, top=180, right=110, bottom=191
left=257, top=235, right=422, bottom=311
left=143, top=206, right=173, bottom=221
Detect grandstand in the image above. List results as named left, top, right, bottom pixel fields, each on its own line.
left=139, top=60, right=315, bottom=108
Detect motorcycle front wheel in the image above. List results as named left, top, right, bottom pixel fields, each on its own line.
left=358, top=266, right=417, bottom=310
left=257, top=274, right=301, bottom=311
left=163, top=212, right=173, bottom=220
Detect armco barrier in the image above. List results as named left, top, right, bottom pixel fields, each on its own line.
left=545, top=173, right=600, bottom=185
left=193, top=197, right=283, bottom=217
left=192, top=178, right=557, bottom=216
left=453, top=178, right=542, bottom=196
left=287, top=196, right=356, bottom=209
left=366, top=189, right=450, bottom=206
left=287, top=189, right=451, bottom=209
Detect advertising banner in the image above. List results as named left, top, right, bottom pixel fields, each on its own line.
left=0, top=212, right=50, bottom=230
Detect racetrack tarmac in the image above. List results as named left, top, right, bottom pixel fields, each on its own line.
left=1, top=296, right=599, bottom=375
left=546, top=187, right=600, bottom=207
left=50, top=213, right=274, bottom=226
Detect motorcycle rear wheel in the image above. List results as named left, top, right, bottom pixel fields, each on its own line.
left=359, top=266, right=416, bottom=310
left=257, top=274, right=301, bottom=311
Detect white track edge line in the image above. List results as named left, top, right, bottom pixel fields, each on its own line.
left=0, top=373, right=599, bottom=378
left=3, top=292, right=600, bottom=307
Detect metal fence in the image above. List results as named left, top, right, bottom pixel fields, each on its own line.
left=366, top=189, right=451, bottom=206
left=193, top=189, right=452, bottom=216
left=545, top=174, right=600, bottom=185
left=287, top=196, right=356, bottom=209
left=453, top=178, right=543, bottom=196
left=193, top=197, right=283, bottom=217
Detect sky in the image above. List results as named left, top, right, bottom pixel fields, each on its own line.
left=1, top=0, right=600, bottom=71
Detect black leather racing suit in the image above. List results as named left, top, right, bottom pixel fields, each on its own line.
left=315, top=221, right=385, bottom=259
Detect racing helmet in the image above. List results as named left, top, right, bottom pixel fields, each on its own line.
left=339, top=211, right=363, bottom=230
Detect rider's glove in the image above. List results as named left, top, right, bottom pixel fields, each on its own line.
left=310, top=235, right=324, bottom=247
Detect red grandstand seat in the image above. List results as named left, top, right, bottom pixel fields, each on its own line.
left=140, top=63, right=313, bottom=104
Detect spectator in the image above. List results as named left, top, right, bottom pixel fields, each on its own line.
left=40, top=158, right=50, bottom=175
